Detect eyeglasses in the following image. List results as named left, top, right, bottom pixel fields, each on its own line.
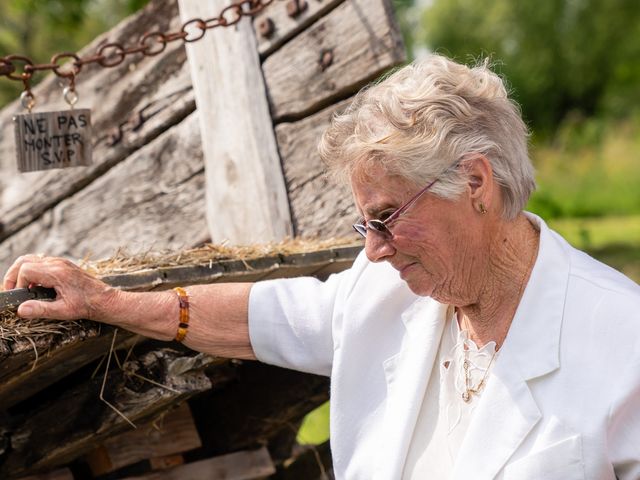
left=352, top=177, right=439, bottom=238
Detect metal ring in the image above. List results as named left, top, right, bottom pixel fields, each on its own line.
left=97, top=43, right=126, bottom=68
left=218, top=5, right=243, bottom=26
left=51, top=52, right=82, bottom=79
left=180, top=18, right=207, bottom=43
left=63, top=86, right=79, bottom=107
left=140, top=32, right=168, bottom=56
left=20, top=90, right=36, bottom=111
left=4, top=55, right=33, bottom=81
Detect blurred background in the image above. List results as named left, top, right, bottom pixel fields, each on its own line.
left=1, top=0, right=638, bottom=447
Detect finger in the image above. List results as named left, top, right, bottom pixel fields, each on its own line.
left=18, top=299, right=68, bottom=320
left=3, top=254, right=46, bottom=290
left=15, top=258, right=59, bottom=290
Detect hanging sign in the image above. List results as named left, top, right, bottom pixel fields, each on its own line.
left=13, top=108, right=92, bottom=173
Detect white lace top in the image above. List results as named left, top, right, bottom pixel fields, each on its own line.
left=403, top=311, right=499, bottom=479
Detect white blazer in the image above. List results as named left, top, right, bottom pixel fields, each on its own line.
left=249, top=214, right=640, bottom=479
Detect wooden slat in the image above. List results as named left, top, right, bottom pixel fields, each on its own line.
left=1, top=350, right=225, bottom=478
left=263, top=0, right=405, bottom=122
left=16, top=468, right=74, bottom=480
left=276, top=98, right=358, bottom=238
left=254, top=0, right=344, bottom=57
left=99, top=245, right=361, bottom=291
left=178, top=0, right=292, bottom=244
left=0, top=0, right=194, bottom=245
left=121, top=447, right=275, bottom=480
left=86, top=402, right=201, bottom=475
left=0, top=112, right=209, bottom=275
left=0, top=325, right=136, bottom=409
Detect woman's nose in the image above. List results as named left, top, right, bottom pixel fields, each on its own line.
left=365, top=231, right=395, bottom=263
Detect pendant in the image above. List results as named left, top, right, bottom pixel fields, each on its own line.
left=462, top=391, right=471, bottom=403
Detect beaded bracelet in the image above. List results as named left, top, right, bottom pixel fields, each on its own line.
left=173, top=287, right=190, bottom=342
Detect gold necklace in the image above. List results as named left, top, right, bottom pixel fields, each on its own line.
left=461, top=344, right=497, bottom=403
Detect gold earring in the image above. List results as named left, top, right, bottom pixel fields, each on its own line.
left=479, top=202, right=487, bottom=214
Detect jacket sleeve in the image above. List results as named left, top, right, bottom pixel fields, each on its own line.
left=248, top=253, right=365, bottom=377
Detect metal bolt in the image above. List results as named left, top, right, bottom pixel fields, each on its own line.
left=286, top=0, right=308, bottom=18
left=257, top=17, right=275, bottom=38
left=319, top=48, right=334, bottom=71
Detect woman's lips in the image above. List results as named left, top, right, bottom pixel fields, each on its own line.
left=399, top=262, right=418, bottom=279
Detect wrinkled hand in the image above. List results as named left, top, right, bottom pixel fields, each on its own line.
left=2, top=254, right=117, bottom=321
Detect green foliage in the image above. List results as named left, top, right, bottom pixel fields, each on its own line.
left=0, top=0, right=149, bottom=108
left=420, top=0, right=640, bottom=133
left=527, top=116, right=640, bottom=219
left=297, top=401, right=330, bottom=445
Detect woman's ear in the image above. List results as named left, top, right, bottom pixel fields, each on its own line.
left=464, top=155, right=493, bottom=200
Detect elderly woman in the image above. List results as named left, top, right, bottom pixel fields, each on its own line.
left=4, top=54, right=640, bottom=479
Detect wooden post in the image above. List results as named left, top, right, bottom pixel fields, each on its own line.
left=178, top=0, right=293, bottom=244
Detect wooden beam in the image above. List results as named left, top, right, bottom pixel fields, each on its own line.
left=85, top=402, right=201, bottom=476
left=16, top=468, right=74, bottom=480
left=178, top=0, right=292, bottom=244
left=100, top=244, right=361, bottom=291
left=0, top=0, right=194, bottom=245
left=263, top=0, right=406, bottom=122
left=1, top=349, right=226, bottom=479
left=0, top=111, right=209, bottom=274
left=254, top=0, right=344, bottom=58
left=120, top=447, right=275, bottom=480
left=276, top=99, right=357, bottom=238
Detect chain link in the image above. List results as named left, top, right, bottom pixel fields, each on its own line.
left=0, top=0, right=275, bottom=84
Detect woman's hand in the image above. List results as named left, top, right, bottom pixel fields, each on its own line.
left=2, top=254, right=117, bottom=322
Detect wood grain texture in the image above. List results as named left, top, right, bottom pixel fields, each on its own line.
left=0, top=112, right=209, bottom=275
left=254, top=0, right=344, bottom=57
left=86, top=402, right=201, bottom=475
left=178, top=0, right=292, bottom=244
left=276, top=98, right=358, bottom=238
left=1, top=349, right=221, bottom=478
left=263, top=0, right=405, bottom=122
left=16, top=468, right=74, bottom=480
left=0, top=0, right=195, bottom=243
left=120, top=447, right=274, bottom=480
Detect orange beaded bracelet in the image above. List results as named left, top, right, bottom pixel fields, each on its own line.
left=173, top=287, right=190, bottom=342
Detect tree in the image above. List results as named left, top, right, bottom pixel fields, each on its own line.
left=419, top=0, right=640, bottom=133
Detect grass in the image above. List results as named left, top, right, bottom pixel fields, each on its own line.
left=527, top=116, right=640, bottom=219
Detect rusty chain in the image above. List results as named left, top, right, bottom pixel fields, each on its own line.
left=0, top=0, right=276, bottom=86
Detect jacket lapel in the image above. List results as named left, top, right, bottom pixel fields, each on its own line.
left=452, top=214, right=571, bottom=479
left=373, top=298, right=449, bottom=480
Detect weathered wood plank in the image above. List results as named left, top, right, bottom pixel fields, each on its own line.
left=263, top=0, right=405, bottom=122
left=0, top=111, right=208, bottom=275
left=276, top=98, right=357, bottom=238
left=100, top=245, right=361, bottom=291
left=0, top=0, right=195, bottom=243
left=254, top=0, right=344, bottom=58
left=85, top=402, right=201, bottom=476
left=178, top=0, right=292, bottom=244
left=121, top=447, right=275, bottom=480
left=0, top=325, right=135, bottom=409
left=16, top=468, right=74, bottom=480
left=2, top=349, right=224, bottom=478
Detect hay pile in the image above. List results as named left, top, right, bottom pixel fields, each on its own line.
left=1, top=238, right=361, bottom=346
